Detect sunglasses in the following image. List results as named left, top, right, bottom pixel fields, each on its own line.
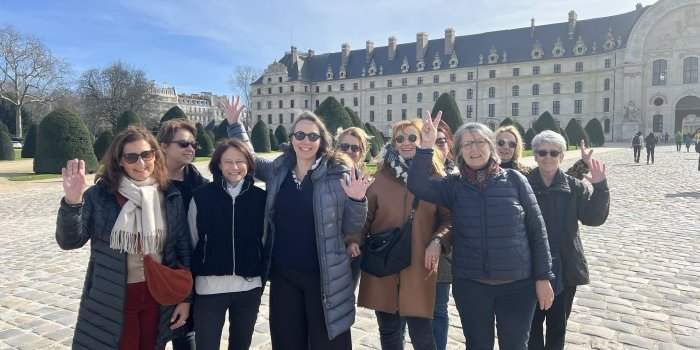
left=497, top=139, right=517, bottom=148
left=170, top=139, right=197, bottom=149
left=338, top=143, right=361, bottom=153
left=395, top=134, right=418, bottom=144
left=536, top=150, right=561, bottom=158
left=435, top=138, right=448, bottom=146
left=293, top=131, right=321, bottom=142
left=122, top=150, right=156, bottom=164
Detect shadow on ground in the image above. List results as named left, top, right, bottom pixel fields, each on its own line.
left=665, top=191, right=700, bottom=198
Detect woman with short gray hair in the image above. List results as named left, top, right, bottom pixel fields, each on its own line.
left=526, top=130, right=609, bottom=350
left=408, top=113, right=555, bottom=350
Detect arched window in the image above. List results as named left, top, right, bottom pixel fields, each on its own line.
left=683, top=57, right=698, bottom=84
left=653, top=114, right=663, bottom=133
left=512, top=85, right=519, bottom=97
left=652, top=59, right=667, bottom=86
left=488, top=87, right=496, bottom=98
left=532, top=84, right=540, bottom=96
left=604, top=119, right=610, bottom=134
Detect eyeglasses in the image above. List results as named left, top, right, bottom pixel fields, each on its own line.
left=170, top=140, right=197, bottom=149
left=395, top=134, right=418, bottom=144
left=435, top=138, right=448, bottom=146
left=338, top=143, right=361, bottom=153
left=536, top=150, right=561, bottom=158
left=122, top=150, right=156, bottom=164
left=497, top=139, right=517, bottom=149
left=461, top=140, right=487, bottom=149
left=293, top=131, right=321, bottom=142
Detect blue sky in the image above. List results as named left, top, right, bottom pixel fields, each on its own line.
left=0, top=0, right=655, bottom=96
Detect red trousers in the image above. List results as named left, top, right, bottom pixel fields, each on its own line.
left=119, top=282, right=162, bottom=350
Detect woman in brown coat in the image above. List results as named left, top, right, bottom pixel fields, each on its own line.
left=346, top=119, right=450, bottom=350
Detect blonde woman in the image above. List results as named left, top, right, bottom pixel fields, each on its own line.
left=336, top=127, right=371, bottom=174
left=495, top=126, right=530, bottom=175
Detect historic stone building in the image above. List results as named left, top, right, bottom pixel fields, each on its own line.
left=148, top=84, right=226, bottom=125
left=250, top=0, right=700, bottom=140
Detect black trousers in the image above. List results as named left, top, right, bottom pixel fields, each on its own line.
left=528, top=286, right=577, bottom=350
left=633, top=146, right=641, bottom=162
left=677, top=142, right=682, bottom=151
left=375, top=311, right=436, bottom=350
left=646, top=146, right=655, bottom=163
left=193, top=287, right=262, bottom=350
left=269, top=266, right=352, bottom=350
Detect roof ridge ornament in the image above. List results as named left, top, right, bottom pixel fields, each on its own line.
left=604, top=27, right=617, bottom=51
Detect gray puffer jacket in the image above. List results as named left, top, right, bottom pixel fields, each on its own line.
left=228, top=122, right=368, bottom=340
left=55, top=182, right=192, bottom=349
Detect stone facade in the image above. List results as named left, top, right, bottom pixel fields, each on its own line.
left=149, top=84, right=226, bottom=125
left=250, top=0, right=700, bottom=140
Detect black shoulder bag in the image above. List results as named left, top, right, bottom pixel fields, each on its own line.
left=361, top=197, right=419, bottom=277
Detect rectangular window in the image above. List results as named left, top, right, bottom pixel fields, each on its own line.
left=267, top=101, right=272, bottom=109
left=256, top=102, right=261, bottom=110
left=278, top=114, right=283, bottom=124
left=387, top=110, right=392, bottom=121
left=315, top=100, right=319, bottom=108
left=353, top=82, right=359, bottom=90
left=353, top=97, right=358, bottom=107
left=387, top=80, right=393, bottom=88
left=533, top=66, right=540, bottom=75
left=489, top=70, right=496, bottom=79
left=467, top=89, right=473, bottom=100
left=268, top=88, right=272, bottom=94
left=402, top=94, right=407, bottom=104
left=652, top=59, right=667, bottom=86
left=268, top=115, right=273, bottom=124
left=575, top=62, right=584, bottom=72
left=315, top=86, right=319, bottom=93
left=402, top=109, right=407, bottom=120
left=467, top=72, right=474, bottom=80
left=465, top=104, right=473, bottom=119
left=553, top=82, right=561, bottom=95
left=304, top=86, right=308, bottom=93
left=450, top=74, right=456, bottom=82
left=450, top=90, right=456, bottom=99
left=257, top=88, right=261, bottom=95
left=604, top=79, right=611, bottom=91
left=402, top=78, right=408, bottom=86
left=290, top=100, right=295, bottom=108
left=417, top=77, right=423, bottom=85
left=488, top=87, right=496, bottom=98
left=369, top=111, right=375, bottom=122
left=553, top=101, right=560, bottom=115
left=512, top=103, right=519, bottom=117
left=575, top=81, right=583, bottom=94
left=290, top=85, right=295, bottom=93
left=433, top=91, right=439, bottom=101
left=417, top=108, right=423, bottom=119
left=278, top=100, right=283, bottom=108
left=513, top=68, right=520, bottom=77
left=554, top=64, right=561, bottom=74
left=370, top=81, right=375, bottom=89
left=340, top=84, right=345, bottom=91
left=488, top=104, right=495, bottom=118
left=605, top=58, right=612, bottom=69
left=278, top=87, right=283, bottom=93
left=603, top=98, right=610, bottom=112
left=532, top=102, right=540, bottom=116
left=304, top=100, right=309, bottom=108
left=370, top=96, right=375, bottom=106
left=327, top=85, right=332, bottom=92
left=257, top=114, right=262, bottom=122
left=387, top=95, right=392, bottom=104
left=340, top=98, right=345, bottom=106
left=433, top=75, right=440, bottom=84
left=575, top=100, right=583, bottom=114
left=290, top=113, right=295, bottom=123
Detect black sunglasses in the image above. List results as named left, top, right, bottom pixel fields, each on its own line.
left=122, top=150, right=156, bottom=164
left=497, top=139, right=517, bottom=148
left=170, top=140, right=197, bottom=149
left=338, top=143, right=361, bottom=153
left=435, top=137, right=448, bottom=146
left=536, top=150, right=561, bottom=158
left=293, top=131, right=321, bottom=142
left=395, top=134, right=418, bottom=144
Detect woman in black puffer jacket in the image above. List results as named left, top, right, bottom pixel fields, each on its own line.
left=408, top=113, right=555, bottom=350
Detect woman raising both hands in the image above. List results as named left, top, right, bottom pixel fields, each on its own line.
left=407, top=112, right=555, bottom=350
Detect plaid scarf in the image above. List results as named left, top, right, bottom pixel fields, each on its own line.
left=380, top=144, right=411, bottom=184
left=460, top=159, right=501, bottom=191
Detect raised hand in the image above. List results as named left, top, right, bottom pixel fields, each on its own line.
left=420, top=110, right=442, bottom=148
left=340, top=167, right=372, bottom=201
left=221, top=95, right=246, bottom=125
left=584, top=158, right=607, bottom=184
left=62, top=159, right=87, bottom=205
left=579, top=140, right=594, bottom=167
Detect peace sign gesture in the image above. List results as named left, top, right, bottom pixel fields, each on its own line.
left=420, top=110, right=442, bottom=149
left=62, top=159, right=87, bottom=205
left=579, top=140, right=594, bottom=168
left=340, top=166, right=372, bottom=201
left=221, top=96, right=246, bottom=125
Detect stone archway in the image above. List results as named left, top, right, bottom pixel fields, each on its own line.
left=675, top=96, right=700, bottom=133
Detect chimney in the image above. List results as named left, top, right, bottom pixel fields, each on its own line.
left=341, top=43, right=351, bottom=66
left=366, top=40, right=374, bottom=61
left=444, top=28, right=455, bottom=55
left=307, top=49, right=315, bottom=57
left=530, top=18, right=535, bottom=38
left=416, top=32, right=428, bottom=59
left=568, top=10, right=577, bottom=39
left=636, top=2, right=643, bottom=11
left=291, top=46, right=298, bottom=64
left=388, top=36, right=397, bottom=61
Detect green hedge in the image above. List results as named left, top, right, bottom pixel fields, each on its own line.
left=93, top=129, right=114, bottom=162
left=250, top=120, right=271, bottom=152
left=20, top=123, right=38, bottom=158
left=0, top=130, right=14, bottom=160
left=34, top=109, right=98, bottom=174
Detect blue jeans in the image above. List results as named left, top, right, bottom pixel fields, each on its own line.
left=453, top=279, right=537, bottom=350
left=433, top=283, right=450, bottom=350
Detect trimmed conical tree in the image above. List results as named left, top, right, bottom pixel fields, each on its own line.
left=585, top=118, right=605, bottom=146
left=269, top=129, right=279, bottom=151
left=315, top=97, right=352, bottom=135
left=115, top=111, right=142, bottom=134
left=0, top=121, right=8, bottom=135
left=512, top=121, right=526, bottom=139
left=364, top=122, right=385, bottom=157
left=161, top=106, right=187, bottom=124
left=34, top=109, right=98, bottom=174
left=499, top=117, right=514, bottom=127
left=524, top=128, right=536, bottom=150
left=0, top=130, right=14, bottom=160
left=565, top=119, right=589, bottom=148
left=20, top=123, right=38, bottom=158
left=431, top=93, right=463, bottom=132
left=558, top=128, right=570, bottom=151
left=345, top=107, right=363, bottom=128
left=214, top=119, right=229, bottom=142
left=250, top=120, right=271, bottom=152
left=533, top=111, right=557, bottom=133
left=195, top=124, right=214, bottom=157
left=93, top=130, right=114, bottom=161
left=274, top=125, right=288, bottom=145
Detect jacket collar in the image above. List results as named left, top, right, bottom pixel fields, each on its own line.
left=276, top=153, right=346, bottom=181
left=528, top=167, right=570, bottom=194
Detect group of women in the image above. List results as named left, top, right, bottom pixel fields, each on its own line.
left=56, top=96, right=609, bottom=350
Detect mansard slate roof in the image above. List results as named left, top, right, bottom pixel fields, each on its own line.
left=254, top=7, right=646, bottom=85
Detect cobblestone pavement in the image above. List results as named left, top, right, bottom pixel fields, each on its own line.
left=0, top=145, right=699, bottom=349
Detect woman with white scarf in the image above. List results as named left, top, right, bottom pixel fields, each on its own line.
left=56, top=126, right=192, bottom=350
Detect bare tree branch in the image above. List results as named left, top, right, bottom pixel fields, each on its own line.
left=229, top=65, right=260, bottom=127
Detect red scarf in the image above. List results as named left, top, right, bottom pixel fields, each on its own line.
left=460, top=159, right=501, bottom=191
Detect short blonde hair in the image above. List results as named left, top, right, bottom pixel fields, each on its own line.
left=336, top=127, right=371, bottom=169
left=495, top=125, right=525, bottom=163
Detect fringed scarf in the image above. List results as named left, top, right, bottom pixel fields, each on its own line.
left=460, top=159, right=501, bottom=191
left=110, top=177, right=166, bottom=255
left=379, top=144, right=411, bottom=184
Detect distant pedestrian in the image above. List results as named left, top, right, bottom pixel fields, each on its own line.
left=685, top=134, right=693, bottom=152
left=631, top=132, right=642, bottom=163
left=645, top=132, right=658, bottom=164
left=675, top=132, right=683, bottom=152
left=663, top=132, right=669, bottom=144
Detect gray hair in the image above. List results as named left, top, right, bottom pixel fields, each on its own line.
left=531, top=130, right=567, bottom=158
left=453, top=122, right=500, bottom=169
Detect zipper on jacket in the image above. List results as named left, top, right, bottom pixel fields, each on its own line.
left=479, top=192, right=488, bottom=276
left=202, top=234, right=208, bottom=264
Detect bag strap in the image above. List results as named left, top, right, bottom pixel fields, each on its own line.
left=406, top=196, right=420, bottom=222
